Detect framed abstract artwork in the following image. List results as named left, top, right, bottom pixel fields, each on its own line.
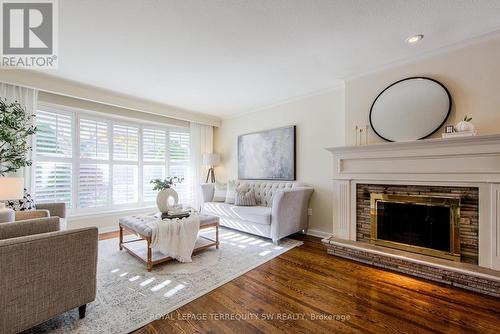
left=238, top=125, right=296, bottom=180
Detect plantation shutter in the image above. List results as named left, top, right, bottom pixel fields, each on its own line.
left=113, top=124, right=139, bottom=161
left=80, top=118, right=109, bottom=159
left=143, top=127, right=166, bottom=162
left=169, top=130, right=191, bottom=203
left=34, top=162, right=72, bottom=208
left=143, top=165, right=165, bottom=202
left=36, top=110, right=72, bottom=157
left=35, top=110, right=73, bottom=208
left=113, top=165, right=138, bottom=204
left=79, top=164, right=109, bottom=208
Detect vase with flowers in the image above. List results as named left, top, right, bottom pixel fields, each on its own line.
left=151, top=177, right=184, bottom=213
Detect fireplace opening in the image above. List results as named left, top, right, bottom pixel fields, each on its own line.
left=371, top=194, right=460, bottom=261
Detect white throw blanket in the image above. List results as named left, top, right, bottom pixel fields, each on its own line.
left=148, top=214, right=200, bottom=262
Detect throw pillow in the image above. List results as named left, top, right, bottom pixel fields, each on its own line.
left=5, top=188, right=36, bottom=211
left=225, top=180, right=237, bottom=204
left=235, top=188, right=257, bottom=206
left=213, top=182, right=227, bottom=202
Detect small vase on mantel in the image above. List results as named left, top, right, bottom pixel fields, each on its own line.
left=455, top=115, right=476, bottom=133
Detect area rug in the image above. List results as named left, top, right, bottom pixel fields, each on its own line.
left=24, top=228, right=302, bottom=334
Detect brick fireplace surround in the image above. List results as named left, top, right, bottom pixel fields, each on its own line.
left=323, top=134, right=500, bottom=297
left=356, top=184, right=479, bottom=264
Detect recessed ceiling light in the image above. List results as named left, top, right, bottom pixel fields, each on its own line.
left=405, top=34, right=424, bottom=44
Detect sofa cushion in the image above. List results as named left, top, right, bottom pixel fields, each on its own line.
left=235, top=188, right=257, bottom=206
left=235, top=181, right=295, bottom=207
left=225, top=180, right=237, bottom=204
left=213, top=182, right=227, bottom=202
left=202, top=202, right=271, bottom=225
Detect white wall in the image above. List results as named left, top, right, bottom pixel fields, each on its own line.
left=214, top=87, right=345, bottom=236
left=345, top=35, right=500, bottom=145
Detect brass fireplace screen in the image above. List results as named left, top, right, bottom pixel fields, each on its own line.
left=370, top=194, right=461, bottom=261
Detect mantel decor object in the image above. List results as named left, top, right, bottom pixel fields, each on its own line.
left=369, top=77, right=452, bottom=142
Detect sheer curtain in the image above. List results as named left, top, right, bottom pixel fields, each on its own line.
left=189, top=122, right=213, bottom=209
left=0, top=83, right=38, bottom=191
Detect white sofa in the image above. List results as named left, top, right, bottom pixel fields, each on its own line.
left=200, top=181, right=313, bottom=243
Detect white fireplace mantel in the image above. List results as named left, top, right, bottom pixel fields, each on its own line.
left=326, top=134, right=500, bottom=270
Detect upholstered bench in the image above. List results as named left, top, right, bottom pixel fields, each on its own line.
left=118, top=213, right=219, bottom=271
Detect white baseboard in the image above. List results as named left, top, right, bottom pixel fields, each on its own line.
left=306, top=229, right=332, bottom=239
left=99, top=226, right=120, bottom=234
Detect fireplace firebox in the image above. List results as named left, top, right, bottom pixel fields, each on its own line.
left=370, top=194, right=461, bottom=261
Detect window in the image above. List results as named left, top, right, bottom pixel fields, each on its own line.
left=113, top=124, right=138, bottom=161
left=34, top=162, right=72, bottom=207
left=143, top=127, right=167, bottom=202
left=113, top=165, right=139, bottom=205
left=79, top=118, right=108, bottom=160
left=35, top=110, right=73, bottom=208
left=143, top=127, right=166, bottom=162
left=36, top=110, right=72, bottom=157
left=33, top=105, right=192, bottom=215
left=79, top=164, right=109, bottom=209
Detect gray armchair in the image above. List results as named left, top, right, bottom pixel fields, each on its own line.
left=0, top=204, right=98, bottom=334
left=14, top=202, right=67, bottom=222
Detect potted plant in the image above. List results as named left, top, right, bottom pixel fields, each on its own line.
left=150, top=177, right=184, bottom=213
left=455, top=115, right=475, bottom=133
left=0, top=99, right=37, bottom=176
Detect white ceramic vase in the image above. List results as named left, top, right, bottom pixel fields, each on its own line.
left=156, top=188, right=179, bottom=213
left=455, top=121, right=475, bottom=132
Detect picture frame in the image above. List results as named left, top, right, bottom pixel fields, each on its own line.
left=445, top=125, right=455, bottom=134
left=238, top=125, right=296, bottom=180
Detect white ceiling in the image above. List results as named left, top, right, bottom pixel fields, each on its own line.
left=43, top=0, right=500, bottom=117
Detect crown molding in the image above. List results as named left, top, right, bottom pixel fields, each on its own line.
left=222, top=81, right=345, bottom=120
left=342, top=28, right=500, bottom=82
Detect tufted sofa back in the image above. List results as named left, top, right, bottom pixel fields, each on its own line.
left=235, top=181, right=297, bottom=207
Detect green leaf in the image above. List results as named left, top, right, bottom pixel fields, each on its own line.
left=0, top=100, right=38, bottom=176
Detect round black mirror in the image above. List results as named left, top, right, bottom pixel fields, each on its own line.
left=369, top=77, right=452, bottom=142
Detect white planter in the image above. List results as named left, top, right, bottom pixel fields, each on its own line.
left=455, top=121, right=475, bottom=132
left=156, top=188, right=179, bottom=213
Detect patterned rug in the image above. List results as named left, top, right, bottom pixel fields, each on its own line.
left=24, top=228, right=302, bottom=333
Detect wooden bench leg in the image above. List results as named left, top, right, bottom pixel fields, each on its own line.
left=147, top=237, right=152, bottom=272
left=216, top=224, right=220, bottom=249
left=119, top=225, right=123, bottom=251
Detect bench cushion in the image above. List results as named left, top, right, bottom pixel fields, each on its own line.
left=119, top=213, right=218, bottom=237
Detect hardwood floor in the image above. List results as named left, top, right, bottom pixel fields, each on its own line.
left=99, top=232, right=500, bottom=334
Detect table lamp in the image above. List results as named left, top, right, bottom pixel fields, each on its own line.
left=0, top=177, right=24, bottom=223
left=202, top=153, right=220, bottom=183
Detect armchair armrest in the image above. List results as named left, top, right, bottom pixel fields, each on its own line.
left=0, top=227, right=98, bottom=334
left=36, top=202, right=67, bottom=219
left=0, top=217, right=60, bottom=240
left=271, top=187, right=314, bottom=242
left=15, top=209, right=50, bottom=221
left=200, top=183, right=215, bottom=204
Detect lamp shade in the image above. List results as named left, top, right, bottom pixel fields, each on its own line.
left=202, top=153, right=220, bottom=166
left=0, top=177, right=24, bottom=201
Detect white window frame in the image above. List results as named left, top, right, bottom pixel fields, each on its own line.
left=34, top=103, right=191, bottom=217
